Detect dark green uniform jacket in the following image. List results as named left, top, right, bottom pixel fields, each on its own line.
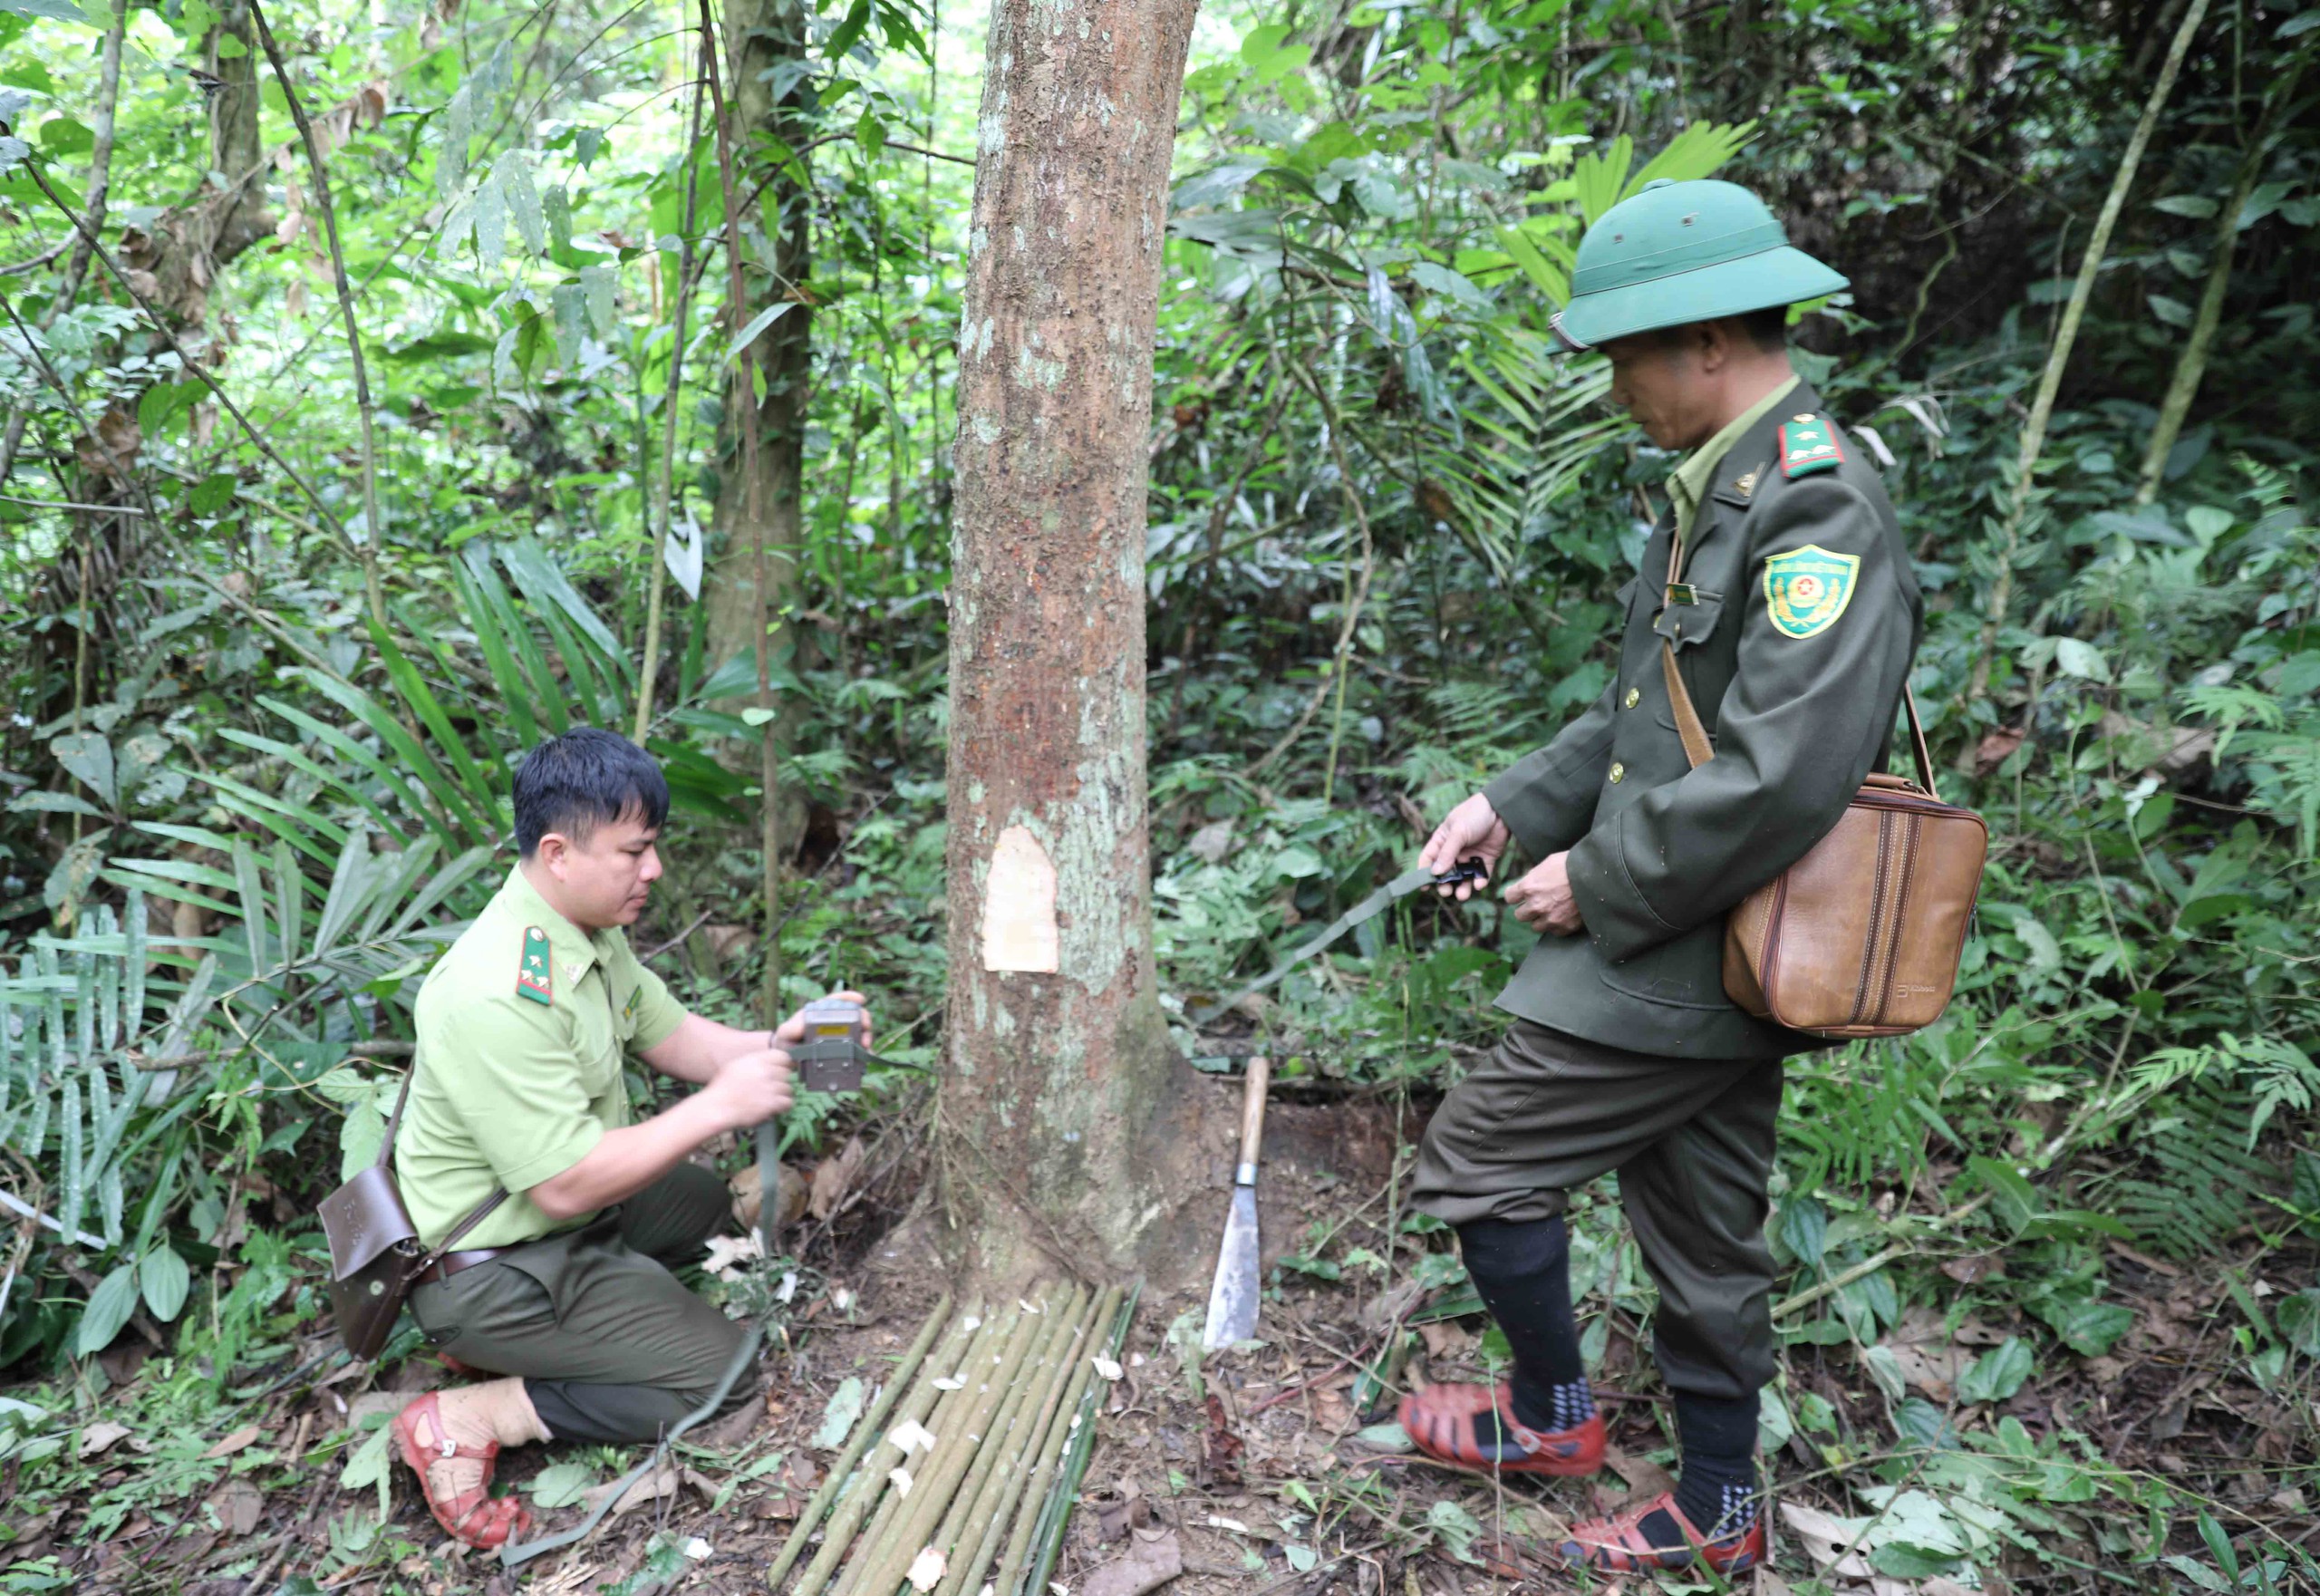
left=1483, top=383, right=1924, bottom=1059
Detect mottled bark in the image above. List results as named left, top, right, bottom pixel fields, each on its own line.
left=118, top=1, right=273, bottom=326
left=938, top=0, right=1204, bottom=1282
left=702, top=0, right=813, bottom=869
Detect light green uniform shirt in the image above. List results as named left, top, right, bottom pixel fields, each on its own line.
left=399, top=865, right=688, bottom=1250
left=1667, top=373, right=1800, bottom=543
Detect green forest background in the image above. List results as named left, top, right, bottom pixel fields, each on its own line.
left=1, top=0, right=2317, bottom=1587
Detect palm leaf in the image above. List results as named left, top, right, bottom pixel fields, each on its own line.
left=1624, top=121, right=1759, bottom=199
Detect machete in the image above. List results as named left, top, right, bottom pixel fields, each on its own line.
left=1202, top=1055, right=1271, bottom=1350
left=1189, top=857, right=1488, bottom=1026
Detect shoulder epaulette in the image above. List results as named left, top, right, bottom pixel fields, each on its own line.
left=517, top=925, right=554, bottom=1005
left=1778, top=412, right=1844, bottom=479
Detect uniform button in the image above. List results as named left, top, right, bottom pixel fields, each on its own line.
left=1609, top=762, right=1625, bottom=784
left=1624, top=688, right=1639, bottom=709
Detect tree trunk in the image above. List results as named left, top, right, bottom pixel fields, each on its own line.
left=937, top=0, right=1204, bottom=1284
left=118, top=0, right=274, bottom=326
left=702, top=0, right=813, bottom=885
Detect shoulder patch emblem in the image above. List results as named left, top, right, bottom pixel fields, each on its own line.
left=1763, top=546, right=1861, bottom=640
left=517, top=926, right=554, bottom=1005
left=1779, top=414, right=1845, bottom=479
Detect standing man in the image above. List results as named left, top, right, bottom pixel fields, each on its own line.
left=389, top=727, right=872, bottom=1548
left=1399, top=178, right=1922, bottom=1573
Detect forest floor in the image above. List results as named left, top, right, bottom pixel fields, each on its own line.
left=8, top=1077, right=2315, bottom=1593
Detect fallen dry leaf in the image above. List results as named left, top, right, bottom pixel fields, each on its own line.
left=210, top=1479, right=266, bottom=1537
left=1600, top=1445, right=1677, bottom=1508
left=810, top=1137, right=869, bottom=1220
left=904, top=1547, right=946, bottom=1591
left=577, top=1462, right=717, bottom=1525
left=1077, top=1530, right=1182, bottom=1596
left=202, top=1424, right=264, bottom=1459
left=730, top=1162, right=809, bottom=1233
left=78, top=1421, right=134, bottom=1459
left=1416, top=1321, right=1472, bottom=1359
left=1973, top=724, right=2027, bottom=776
left=1778, top=1501, right=1877, bottom=1580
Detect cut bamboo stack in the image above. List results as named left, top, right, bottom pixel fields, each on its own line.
left=768, top=1285, right=1136, bottom=1596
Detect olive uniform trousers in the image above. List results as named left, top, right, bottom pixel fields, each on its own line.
left=409, top=1163, right=750, bottom=1445
left=1410, top=1020, right=1783, bottom=1402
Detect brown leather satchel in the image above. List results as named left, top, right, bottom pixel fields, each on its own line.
left=316, top=1069, right=506, bottom=1360
left=1658, top=554, right=1986, bottom=1040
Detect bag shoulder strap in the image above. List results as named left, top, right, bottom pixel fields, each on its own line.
left=378, top=1057, right=509, bottom=1269
left=1658, top=523, right=1940, bottom=795
left=376, top=1066, right=413, bottom=1169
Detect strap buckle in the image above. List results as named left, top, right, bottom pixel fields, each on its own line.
left=1430, top=856, right=1490, bottom=889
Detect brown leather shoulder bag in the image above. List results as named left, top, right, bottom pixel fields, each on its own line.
left=316, top=1068, right=506, bottom=1360
left=1658, top=550, right=1987, bottom=1040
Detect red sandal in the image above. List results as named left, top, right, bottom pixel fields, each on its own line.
left=1396, top=1381, right=1604, bottom=1476
left=392, top=1392, right=535, bottom=1550
left=1559, top=1490, right=1766, bottom=1573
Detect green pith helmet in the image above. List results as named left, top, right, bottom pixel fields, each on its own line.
left=1551, top=178, right=1848, bottom=352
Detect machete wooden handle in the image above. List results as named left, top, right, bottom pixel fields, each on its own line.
left=1235, top=1056, right=1271, bottom=1180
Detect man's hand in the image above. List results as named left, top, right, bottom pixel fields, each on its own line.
left=702, top=1048, right=795, bottom=1129
left=1420, top=793, right=1513, bottom=900
left=768, top=990, right=874, bottom=1052
left=1505, top=852, right=1585, bottom=935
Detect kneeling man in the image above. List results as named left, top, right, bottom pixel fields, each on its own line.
left=392, top=726, right=867, bottom=1547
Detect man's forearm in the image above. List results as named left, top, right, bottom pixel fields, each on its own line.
left=641, top=1012, right=775, bottom=1084
left=528, top=1092, right=730, bottom=1221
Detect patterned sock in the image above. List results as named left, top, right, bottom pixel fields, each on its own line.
left=1454, top=1215, right=1590, bottom=1450
left=1641, top=1391, right=1759, bottom=1552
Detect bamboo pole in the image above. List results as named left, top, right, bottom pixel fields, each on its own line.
left=768, top=1292, right=957, bottom=1591
left=839, top=1292, right=1053, bottom=1596
left=788, top=1304, right=992, bottom=1596
left=1964, top=0, right=2212, bottom=702
left=1020, top=1291, right=1135, bottom=1596
left=814, top=1313, right=1004, bottom=1596
left=932, top=1289, right=1101, bottom=1596
left=915, top=1286, right=1088, bottom=1596
left=989, top=1286, right=1123, bottom=1596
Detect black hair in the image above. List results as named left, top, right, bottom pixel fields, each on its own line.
left=1636, top=306, right=1791, bottom=353
left=1735, top=305, right=1791, bottom=351
left=512, top=726, right=671, bottom=856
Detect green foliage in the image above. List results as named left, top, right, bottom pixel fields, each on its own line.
left=1, top=0, right=2316, bottom=1582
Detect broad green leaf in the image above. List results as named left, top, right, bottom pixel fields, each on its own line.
left=438, top=84, right=471, bottom=195
left=498, top=150, right=546, bottom=256
left=552, top=283, right=585, bottom=368
left=1958, top=1336, right=2033, bottom=1403
left=473, top=169, right=506, bottom=271
left=2039, top=1297, right=2133, bottom=1356
left=1967, top=1155, right=2043, bottom=1233
left=140, top=1246, right=189, bottom=1322
left=724, top=301, right=793, bottom=369
left=51, top=731, right=115, bottom=806
left=581, top=263, right=616, bottom=335
left=74, top=1262, right=140, bottom=1356
left=528, top=1460, right=597, bottom=1506
left=812, top=1377, right=865, bottom=1448
left=2053, top=637, right=2107, bottom=680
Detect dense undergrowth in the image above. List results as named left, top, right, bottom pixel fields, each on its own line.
left=2, top=0, right=2317, bottom=1588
